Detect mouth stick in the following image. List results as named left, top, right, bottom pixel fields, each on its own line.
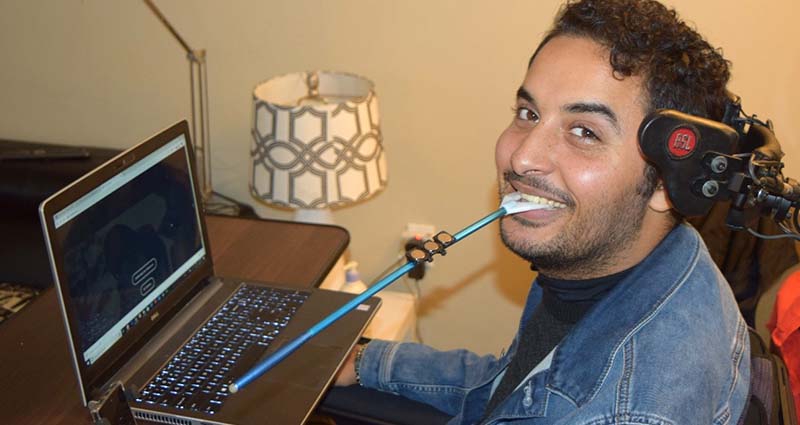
left=229, top=193, right=544, bottom=393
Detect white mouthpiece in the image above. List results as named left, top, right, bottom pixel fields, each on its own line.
left=501, top=192, right=553, bottom=215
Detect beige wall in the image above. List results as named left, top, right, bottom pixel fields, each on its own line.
left=2, top=0, right=798, bottom=355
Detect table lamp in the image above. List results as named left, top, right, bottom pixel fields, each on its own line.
left=250, top=71, right=388, bottom=224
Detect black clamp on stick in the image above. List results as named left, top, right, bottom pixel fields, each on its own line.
left=405, top=231, right=455, bottom=264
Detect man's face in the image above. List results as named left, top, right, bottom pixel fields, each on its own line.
left=496, top=35, right=661, bottom=279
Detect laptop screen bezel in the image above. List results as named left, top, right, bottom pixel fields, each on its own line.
left=38, top=120, right=214, bottom=405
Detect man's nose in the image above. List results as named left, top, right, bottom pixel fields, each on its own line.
left=509, top=125, right=557, bottom=176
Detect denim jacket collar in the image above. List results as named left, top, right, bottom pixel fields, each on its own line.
left=540, top=223, right=699, bottom=406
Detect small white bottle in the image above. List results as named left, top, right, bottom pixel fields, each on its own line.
left=341, top=261, right=368, bottom=294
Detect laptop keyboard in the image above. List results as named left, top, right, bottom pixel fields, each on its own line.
left=135, top=284, right=310, bottom=415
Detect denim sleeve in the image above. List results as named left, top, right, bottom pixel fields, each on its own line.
left=358, top=339, right=501, bottom=415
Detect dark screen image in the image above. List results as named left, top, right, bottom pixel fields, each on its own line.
left=55, top=147, right=202, bottom=361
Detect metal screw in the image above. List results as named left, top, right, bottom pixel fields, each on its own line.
left=710, top=156, right=728, bottom=173
left=702, top=181, right=719, bottom=197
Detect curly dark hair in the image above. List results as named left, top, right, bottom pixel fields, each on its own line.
left=532, top=0, right=731, bottom=120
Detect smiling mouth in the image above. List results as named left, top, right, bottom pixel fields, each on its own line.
left=503, top=171, right=571, bottom=210
left=518, top=193, right=568, bottom=209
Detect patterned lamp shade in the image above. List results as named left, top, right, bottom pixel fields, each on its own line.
left=250, top=71, right=388, bottom=210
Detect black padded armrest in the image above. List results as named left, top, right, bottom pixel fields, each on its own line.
left=318, top=385, right=453, bottom=425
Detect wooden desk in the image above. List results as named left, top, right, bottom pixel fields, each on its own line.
left=0, top=214, right=349, bottom=425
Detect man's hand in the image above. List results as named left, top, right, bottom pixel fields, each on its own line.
left=334, top=344, right=361, bottom=387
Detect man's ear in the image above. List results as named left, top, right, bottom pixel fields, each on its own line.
left=648, top=181, right=672, bottom=213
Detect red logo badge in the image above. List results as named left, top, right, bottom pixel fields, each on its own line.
left=667, top=127, right=696, bottom=159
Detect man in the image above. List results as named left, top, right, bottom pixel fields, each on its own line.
left=336, top=1, right=750, bottom=423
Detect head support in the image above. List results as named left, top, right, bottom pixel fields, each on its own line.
left=638, top=97, right=785, bottom=217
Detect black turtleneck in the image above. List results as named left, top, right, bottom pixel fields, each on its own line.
left=481, top=266, right=633, bottom=421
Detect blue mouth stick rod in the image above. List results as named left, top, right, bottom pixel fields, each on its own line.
left=228, top=206, right=508, bottom=394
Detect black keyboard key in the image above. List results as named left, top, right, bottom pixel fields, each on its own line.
left=193, top=390, right=213, bottom=409
left=225, top=343, right=270, bottom=382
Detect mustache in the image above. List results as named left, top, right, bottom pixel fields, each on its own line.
left=502, top=171, right=575, bottom=207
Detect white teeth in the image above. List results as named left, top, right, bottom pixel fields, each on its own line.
left=520, top=193, right=567, bottom=209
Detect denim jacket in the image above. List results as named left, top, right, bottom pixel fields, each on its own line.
left=358, top=223, right=750, bottom=424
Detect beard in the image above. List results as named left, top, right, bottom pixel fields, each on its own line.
left=499, top=170, right=654, bottom=277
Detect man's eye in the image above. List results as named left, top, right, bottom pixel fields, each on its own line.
left=568, top=126, right=599, bottom=141
left=513, top=106, right=539, bottom=122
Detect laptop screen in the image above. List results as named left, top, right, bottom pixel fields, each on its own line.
left=51, top=134, right=205, bottom=368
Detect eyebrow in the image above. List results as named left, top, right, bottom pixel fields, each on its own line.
left=564, top=102, right=621, bottom=134
left=516, top=86, right=622, bottom=135
left=516, top=86, right=534, bottom=104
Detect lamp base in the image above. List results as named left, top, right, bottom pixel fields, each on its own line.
left=294, top=208, right=345, bottom=290
left=294, top=208, right=334, bottom=225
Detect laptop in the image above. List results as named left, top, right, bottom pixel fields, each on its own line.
left=39, top=120, right=380, bottom=425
